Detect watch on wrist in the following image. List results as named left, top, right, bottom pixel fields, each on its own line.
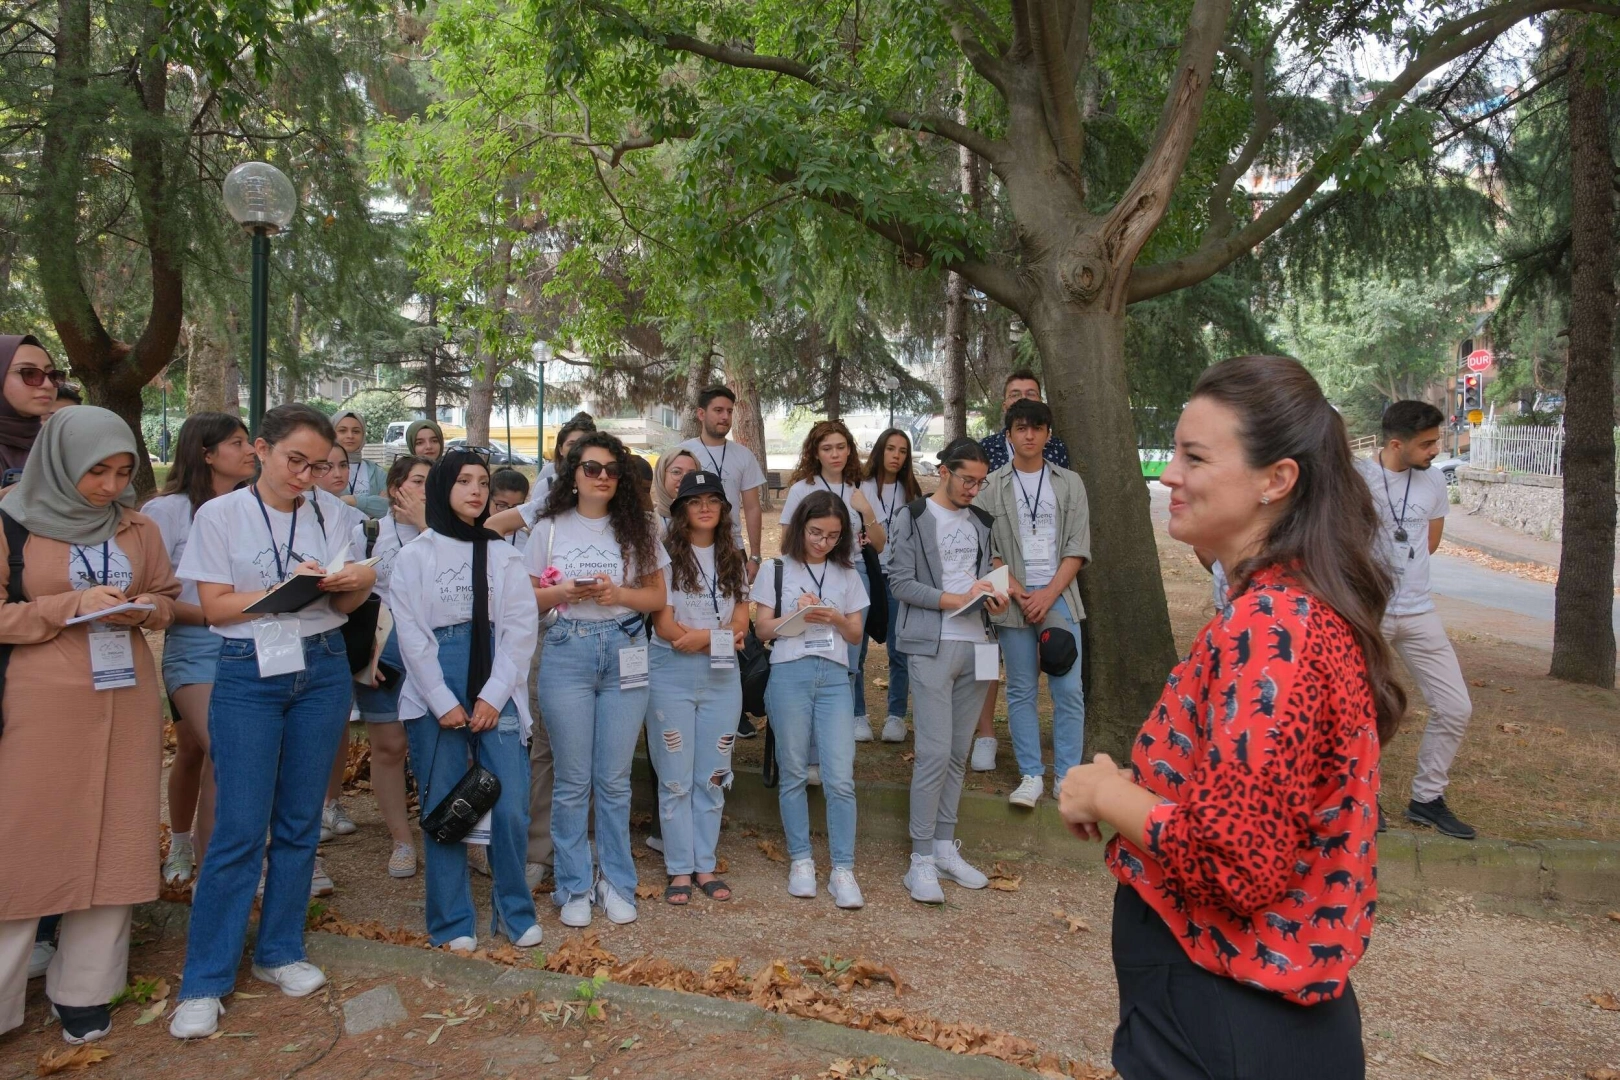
left=748, top=555, right=761, bottom=564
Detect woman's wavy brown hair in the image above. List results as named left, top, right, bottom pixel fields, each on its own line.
left=1193, top=355, right=1407, bottom=743
left=664, top=491, right=748, bottom=602
left=538, top=431, right=659, bottom=584
left=789, top=419, right=864, bottom=488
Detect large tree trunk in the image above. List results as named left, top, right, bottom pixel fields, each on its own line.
left=1550, top=31, right=1616, bottom=688
left=727, top=353, right=769, bottom=506
left=185, top=319, right=229, bottom=413
left=943, top=271, right=969, bottom=439
left=466, top=378, right=495, bottom=446
left=680, top=349, right=714, bottom=438
left=464, top=238, right=515, bottom=447
left=1026, top=299, right=1179, bottom=757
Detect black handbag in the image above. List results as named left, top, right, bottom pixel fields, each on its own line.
left=341, top=520, right=383, bottom=674
left=861, top=543, right=887, bottom=645
left=739, top=559, right=780, bottom=720
left=0, top=510, right=28, bottom=740
left=420, top=740, right=501, bottom=845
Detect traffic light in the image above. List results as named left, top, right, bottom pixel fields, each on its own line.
left=1464, top=374, right=1481, bottom=411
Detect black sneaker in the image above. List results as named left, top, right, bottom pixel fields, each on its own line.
left=735, top=716, right=758, bottom=739
left=1404, top=796, right=1477, bottom=840
left=1377, top=801, right=1388, bottom=834
left=51, top=1002, right=111, bottom=1044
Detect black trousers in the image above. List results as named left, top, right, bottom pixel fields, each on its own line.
left=1112, top=885, right=1365, bottom=1080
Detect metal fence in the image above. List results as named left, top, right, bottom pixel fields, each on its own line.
left=1469, top=421, right=1566, bottom=476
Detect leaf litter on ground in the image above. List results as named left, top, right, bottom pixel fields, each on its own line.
left=36, top=1046, right=111, bottom=1075
left=986, top=862, right=1023, bottom=891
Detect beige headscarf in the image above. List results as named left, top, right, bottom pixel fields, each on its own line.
left=652, top=447, right=700, bottom=521
left=3, top=405, right=137, bottom=544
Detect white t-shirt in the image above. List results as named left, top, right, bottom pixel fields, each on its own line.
left=315, top=488, right=368, bottom=556
left=1355, top=456, right=1449, bottom=616
left=178, top=486, right=349, bottom=639
left=143, top=493, right=201, bottom=606
left=350, top=515, right=421, bottom=609
left=655, top=543, right=739, bottom=648
left=515, top=463, right=559, bottom=528
left=345, top=460, right=372, bottom=498
left=928, top=501, right=987, bottom=643
left=390, top=531, right=539, bottom=737
left=751, top=555, right=868, bottom=668
left=1011, top=465, right=1059, bottom=589
left=522, top=509, right=670, bottom=621
left=66, top=536, right=135, bottom=594
left=679, top=437, right=765, bottom=549
left=859, top=479, right=906, bottom=568
left=779, top=476, right=866, bottom=535
left=502, top=527, right=529, bottom=555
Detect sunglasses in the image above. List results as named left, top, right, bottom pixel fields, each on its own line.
left=578, top=460, right=622, bottom=480
left=11, top=366, right=65, bottom=388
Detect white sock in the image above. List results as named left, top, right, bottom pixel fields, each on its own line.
left=171, top=831, right=192, bottom=846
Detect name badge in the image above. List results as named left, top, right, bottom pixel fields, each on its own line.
left=974, top=642, right=1000, bottom=681
left=804, top=626, right=838, bottom=653
left=619, top=644, right=650, bottom=690
left=88, top=628, right=138, bottom=691
left=709, top=627, right=736, bottom=669
left=253, top=616, right=306, bottom=677
left=1022, top=531, right=1052, bottom=566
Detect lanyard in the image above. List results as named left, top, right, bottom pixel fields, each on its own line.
left=74, top=542, right=110, bottom=586
left=697, top=559, right=721, bottom=614
left=347, top=461, right=361, bottom=495
left=803, top=561, right=827, bottom=599
left=1013, top=466, right=1046, bottom=531
left=701, top=440, right=727, bottom=478
left=817, top=475, right=846, bottom=503
left=253, top=485, right=297, bottom=580
left=1380, top=466, right=1413, bottom=530
left=876, top=482, right=897, bottom=529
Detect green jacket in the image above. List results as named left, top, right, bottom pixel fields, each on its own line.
left=347, top=458, right=390, bottom=519
left=972, top=461, right=1091, bottom=627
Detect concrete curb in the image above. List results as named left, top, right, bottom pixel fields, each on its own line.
left=1445, top=535, right=1556, bottom=570
left=659, top=764, right=1620, bottom=913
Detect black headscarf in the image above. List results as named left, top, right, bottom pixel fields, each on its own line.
left=426, top=450, right=494, bottom=701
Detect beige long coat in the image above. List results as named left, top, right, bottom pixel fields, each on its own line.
left=0, top=506, right=178, bottom=920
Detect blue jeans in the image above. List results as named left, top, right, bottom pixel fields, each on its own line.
left=851, top=560, right=870, bottom=716
left=1000, top=596, right=1086, bottom=781
left=353, top=627, right=404, bottom=722
left=883, top=585, right=910, bottom=718
left=402, top=622, right=536, bottom=945
left=179, top=630, right=350, bottom=1001
left=646, top=647, right=740, bottom=875
left=539, top=615, right=648, bottom=905
left=765, top=656, right=857, bottom=868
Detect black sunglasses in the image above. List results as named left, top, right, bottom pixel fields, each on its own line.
left=11, top=366, right=65, bottom=388
left=578, top=460, right=623, bottom=480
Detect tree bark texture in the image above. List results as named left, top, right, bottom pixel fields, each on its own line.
left=1550, top=31, right=1617, bottom=688
left=184, top=320, right=229, bottom=413
left=464, top=239, right=516, bottom=448
left=680, top=349, right=714, bottom=438
left=727, top=352, right=769, bottom=506
left=943, top=271, right=969, bottom=440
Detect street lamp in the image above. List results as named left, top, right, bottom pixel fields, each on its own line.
left=883, top=374, right=901, bottom=428
left=530, top=340, right=550, bottom=459
left=222, top=161, right=297, bottom=434
left=498, top=372, right=514, bottom=463
left=159, top=369, right=172, bottom=464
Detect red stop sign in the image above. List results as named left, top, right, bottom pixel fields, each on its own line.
left=1465, top=349, right=1493, bottom=372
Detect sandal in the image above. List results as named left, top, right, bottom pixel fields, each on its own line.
left=697, top=876, right=732, bottom=902
left=665, top=877, right=693, bottom=906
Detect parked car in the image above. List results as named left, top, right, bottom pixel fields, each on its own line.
left=1431, top=450, right=1470, bottom=486
left=446, top=438, right=536, bottom=467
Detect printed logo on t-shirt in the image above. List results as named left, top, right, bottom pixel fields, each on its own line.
left=436, top=562, right=474, bottom=606
left=558, top=544, right=622, bottom=582
left=69, top=544, right=135, bottom=593
left=250, top=544, right=321, bottom=586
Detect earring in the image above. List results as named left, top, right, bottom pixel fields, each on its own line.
left=572, top=486, right=578, bottom=494
left=1260, top=494, right=1271, bottom=505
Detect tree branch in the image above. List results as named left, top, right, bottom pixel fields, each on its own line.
left=1431, top=61, right=1568, bottom=148
left=1128, top=0, right=1620, bottom=303
left=1026, top=0, right=1085, bottom=184
left=1205, top=42, right=1278, bottom=239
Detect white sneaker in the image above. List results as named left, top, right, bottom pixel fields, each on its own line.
left=169, top=998, right=223, bottom=1039
left=645, top=834, right=664, bottom=853
left=322, top=800, right=357, bottom=838
left=932, top=839, right=989, bottom=889
left=28, top=940, right=55, bottom=980
left=806, top=764, right=822, bottom=787
left=162, top=835, right=195, bottom=884
left=444, top=936, right=477, bottom=953
left=903, top=854, right=944, bottom=904
left=252, top=960, right=327, bottom=997
left=594, top=879, right=638, bottom=924
left=852, top=714, right=874, bottom=742
left=387, top=842, right=417, bottom=879
left=1008, top=774, right=1043, bottom=808
left=310, top=857, right=334, bottom=898
left=828, top=867, right=865, bottom=909
left=970, top=736, right=998, bottom=772
left=787, top=858, right=817, bottom=898
left=881, top=715, right=908, bottom=742
left=525, top=862, right=549, bottom=891
left=558, top=896, right=592, bottom=928
left=510, top=925, right=543, bottom=948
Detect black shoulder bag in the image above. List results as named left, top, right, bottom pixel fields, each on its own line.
left=745, top=559, right=783, bottom=787
left=341, top=519, right=383, bottom=675
left=420, top=736, right=501, bottom=844
left=0, top=510, right=27, bottom=739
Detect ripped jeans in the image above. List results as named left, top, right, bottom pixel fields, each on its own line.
left=646, top=645, right=741, bottom=876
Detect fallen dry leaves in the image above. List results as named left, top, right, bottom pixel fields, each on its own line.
left=986, top=862, right=1023, bottom=892
left=1608, top=911, right=1620, bottom=923
left=1051, top=908, right=1091, bottom=934
left=1588, top=991, right=1620, bottom=1011
left=802, top=955, right=907, bottom=995
left=1497, top=722, right=1527, bottom=735
left=757, top=838, right=787, bottom=863
left=36, top=1046, right=111, bottom=1075
left=634, top=883, right=661, bottom=901
left=1585, top=1070, right=1620, bottom=1080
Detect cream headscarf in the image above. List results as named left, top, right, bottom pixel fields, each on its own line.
left=3, top=405, right=137, bottom=544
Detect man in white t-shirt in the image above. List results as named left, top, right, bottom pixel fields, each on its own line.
left=678, top=386, right=766, bottom=581
left=1356, top=400, right=1475, bottom=839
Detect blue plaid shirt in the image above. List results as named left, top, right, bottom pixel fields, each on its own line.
left=979, top=430, right=1071, bottom=472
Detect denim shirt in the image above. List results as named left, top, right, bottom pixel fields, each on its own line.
left=973, top=462, right=1091, bottom=626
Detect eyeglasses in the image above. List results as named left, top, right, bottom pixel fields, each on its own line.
left=946, top=471, right=988, bottom=491
left=11, top=367, right=65, bottom=388
left=281, top=451, right=335, bottom=478
left=805, top=526, right=842, bottom=546
left=578, top=460, right=622, bottom=480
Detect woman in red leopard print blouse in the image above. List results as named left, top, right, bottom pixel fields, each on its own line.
left=1060, top=356, right=1406, bottom=1080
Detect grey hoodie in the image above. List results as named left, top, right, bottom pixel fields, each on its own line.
left=886, top=495, right=996, bottom=657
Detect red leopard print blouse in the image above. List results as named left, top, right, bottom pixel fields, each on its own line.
left=1106, top=566, right=1381, bottom=1004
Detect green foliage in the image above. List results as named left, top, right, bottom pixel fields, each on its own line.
left=342, top=388, right=415, bottom=435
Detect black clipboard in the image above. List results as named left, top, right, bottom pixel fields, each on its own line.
left=244, top=573, right=327, bottom=615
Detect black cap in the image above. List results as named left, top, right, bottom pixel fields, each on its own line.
left=1038, top=625, right=1078, bottom=677
left=672, top=469, right=729, bottom=508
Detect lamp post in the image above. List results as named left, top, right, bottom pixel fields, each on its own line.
left=883, top=373, right=900, bottom=429
left=222, top=162, right=297, bottom=434
left=530, top=340, right=550, bottom=459
left=498, top=372, right=514, bottom=463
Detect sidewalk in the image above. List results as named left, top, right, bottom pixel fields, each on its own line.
left=1443, top=502, right=1620, bottom=580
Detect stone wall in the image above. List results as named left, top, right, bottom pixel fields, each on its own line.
left=1456, top=466, right=1620, bottom=542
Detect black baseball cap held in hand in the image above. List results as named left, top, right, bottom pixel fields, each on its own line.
left=1039, top=625, right=1078, bottom=677
left=672, top=469, right=729, bottom=508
